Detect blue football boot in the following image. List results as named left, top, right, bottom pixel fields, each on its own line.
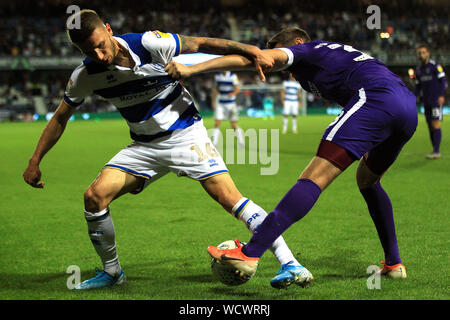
left=270, top=261, right=314, bottom=289
left=74, top=269, right=126, bottom=290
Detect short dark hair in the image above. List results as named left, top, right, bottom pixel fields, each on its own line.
left=267, top=27, right=311, bottom=49
left=416, top=44, right=430, bottom=52
left=66, top=9, right=104, bottom=46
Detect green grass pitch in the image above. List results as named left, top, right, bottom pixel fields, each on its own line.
left=0, top=114, right=448, bottom=300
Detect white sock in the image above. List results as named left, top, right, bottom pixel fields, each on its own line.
left=84, top=207, right=121, bottom=276
left=232, top=198, right=301, bottom=266
left=283, top=117, right=288, bottom=132
left=292, top=117, right=297, bottom=131
left=212, top=127, right=221, bottom=146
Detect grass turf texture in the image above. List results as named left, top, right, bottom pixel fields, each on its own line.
left=0, top=115, right=448, bottom=300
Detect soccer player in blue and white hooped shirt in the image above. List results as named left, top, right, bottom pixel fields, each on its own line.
left=415, top=44, right=447, bottom=159
left=168, top=27, right=418, bottom=282
left=211, top=71, right=245, bottom=147
left=281, top=74, right=302, bottom=134
left=22, top=10, right=311, bottom=290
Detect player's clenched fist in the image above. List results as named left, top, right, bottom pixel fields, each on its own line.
left=165, top=61, right=192, bottom=79
left=23, top=162, right=45, bottom=188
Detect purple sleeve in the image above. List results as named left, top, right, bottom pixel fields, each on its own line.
left=414, top=79, right=421, bottom=97
left=284, top=42, right=318, bottom=65
left=438, top=75, right=446, bottom=97
left=436, top=64, right=447, bottom=97
left=414, top=68, right=421, bottom=98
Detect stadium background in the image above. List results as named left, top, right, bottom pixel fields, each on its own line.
left=0, top=0, right=449, bottom=301
left=0, top=0, right=448, bottom=120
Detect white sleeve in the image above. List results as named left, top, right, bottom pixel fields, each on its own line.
left=437, top=64, right=446, bottom=79
left=141, top=30, right=181, bottom=65
left=275, top=48, right=294, bottom=71
left=64, top=64, right=90, bottom=108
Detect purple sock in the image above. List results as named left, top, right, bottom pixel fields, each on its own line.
left=431, top=129, right=442, bottom=153
left=242, top=179, right=322, bottom=258
left=360, top=182, right=402, bottom=265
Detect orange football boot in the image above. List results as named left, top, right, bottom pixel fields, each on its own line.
left=208, top=239, right=259, bottom=279
left=378, top=262, right=407, bottom=279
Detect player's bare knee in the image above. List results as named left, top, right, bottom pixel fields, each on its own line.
left=431, top=120, right=441, bottom=130
left=356, top=160, right=380, bottom=190
left=84, top=186, right=110, bottom=212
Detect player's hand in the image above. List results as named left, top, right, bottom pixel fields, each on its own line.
left=23, top=161, right=45, bottom=188
left=165, top=61, right=192, bottom=79
left=252, top=49, right=275, bottom=83
left=438, top=96, right=445, bottom=106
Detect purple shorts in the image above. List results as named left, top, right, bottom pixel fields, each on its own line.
left=424, top=104, right=444, bottom=122
left=321, top=81, right=418, bottom=174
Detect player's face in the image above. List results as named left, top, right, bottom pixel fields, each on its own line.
left=79, top=24, right=117, bottom=65
left=417, top=47, right=430, bottom=63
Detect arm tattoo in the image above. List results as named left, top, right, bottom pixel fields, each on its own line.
left=180, top=35, right=256, bottom=58
left=179, top=35, right=199, bottom=54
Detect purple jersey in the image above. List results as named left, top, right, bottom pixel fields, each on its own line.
left=279, top=40, right=405, bottom=106
left=415, top=60, right=447, bottom=107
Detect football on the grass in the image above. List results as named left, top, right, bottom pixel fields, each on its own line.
left=210, top=240, right=249, bottom=286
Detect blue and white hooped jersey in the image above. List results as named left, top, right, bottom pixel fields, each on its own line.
left=64, top=31, right=201, bottom=143
left=214, top=71, right=239, bottom=104
left=282, top=80, right=301, bottom=102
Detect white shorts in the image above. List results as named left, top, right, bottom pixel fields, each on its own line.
left=215, top=102, right=239, bottom=122
left=283, top=101, right=299, bottom=116
left=104, top=120, right=229, bottom=193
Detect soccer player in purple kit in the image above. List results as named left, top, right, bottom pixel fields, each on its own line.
left=415, top=44, right=447, bottom=159
left=166, top=27, right=417, bottom=286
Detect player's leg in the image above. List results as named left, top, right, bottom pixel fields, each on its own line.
left=212, top=119, right=222, bottom=146
left=428, top=118, right=442, bottom=158
left=425, top=106, right=442, bottom=158
left=292, top=102, right=299, bottom=133
left=356, top=157, right=406, bottom=275
left=75, top=167, right=145, bottom=289
left=200, top=173, right=302, bottom=265
left=240, top=154, right=343, bottom=257
left=173, top=121, right=309, bottom=286
left=292, top=115, right=298, bottom=133
left=77, top=142, right=169, bottom=289
left=356, top=86, right=417, bottom=279
left=230, top=120, right=244, bottom=148
left=282, top=103, right=289, bottom=133
left=208, top=153, right=346, bottom=280
left=212, top=103, right=225, bottom=146
left=356, top=125, right=415, bottom=279
left=200, top=172, right=313, bottom=288
left=228, top=104, right=244, bottom=147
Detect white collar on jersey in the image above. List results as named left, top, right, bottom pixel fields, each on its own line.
left=112, top=36, right=141, bottom=72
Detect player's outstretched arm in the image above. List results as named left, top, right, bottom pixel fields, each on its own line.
left=23, top=99, right=75, bottom=188
left=165, top=49, right=289, bottom=82
left=178, top=35, right=275, bottom=81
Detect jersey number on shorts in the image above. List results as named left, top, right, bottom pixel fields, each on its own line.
left=191, top=143, right=219, bottom=162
